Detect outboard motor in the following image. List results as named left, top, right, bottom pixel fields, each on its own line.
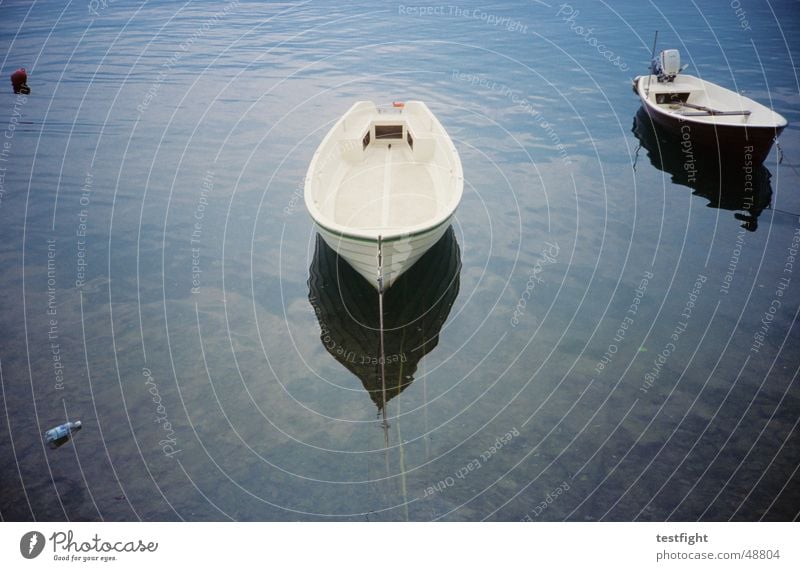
left=650, top=49, right=681, bottom=82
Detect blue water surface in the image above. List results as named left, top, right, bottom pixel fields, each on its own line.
left=1, top=0, right=798, bottom=521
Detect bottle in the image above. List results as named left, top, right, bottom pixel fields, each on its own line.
left=44, top=420, right=82, bottom=444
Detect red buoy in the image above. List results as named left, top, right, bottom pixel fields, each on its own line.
left=11, top=68, right=29, bottom=94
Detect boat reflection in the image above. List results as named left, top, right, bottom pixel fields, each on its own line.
left=632, top=107, right=772, bottom=231
left=308, top=227, right=461, bottom=412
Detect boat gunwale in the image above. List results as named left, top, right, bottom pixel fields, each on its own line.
left=634, top=74, right=788, bottom=130
left=314, top=215, right=452, bottom=244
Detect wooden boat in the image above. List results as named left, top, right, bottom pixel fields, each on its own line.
left=308, top=227, right=461, bottom=411
left=304, top=101, right=463, bottom=291
left=633, top=49, right=787, bottom=165
left=632, top=107, right=772, bottom=232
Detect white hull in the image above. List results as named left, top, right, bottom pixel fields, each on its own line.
left=316, top=216, right=452, bottom=289
left=305, top=101, right=463, bottom=290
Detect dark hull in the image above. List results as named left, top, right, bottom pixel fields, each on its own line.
left=635, top=82, right=784, bottom=165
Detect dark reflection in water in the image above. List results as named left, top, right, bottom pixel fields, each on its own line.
left=47, top=429, right=81, bottom=450
left=632, top=107, right=772, bottom=231
left=308, top=227, right=461, bottom=413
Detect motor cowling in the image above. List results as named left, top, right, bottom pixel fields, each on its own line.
left=650, top=49, right=681, bottom=82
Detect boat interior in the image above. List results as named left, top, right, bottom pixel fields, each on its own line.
left=639, top=74, right=784, bottom=127
left=308, top=105, right=458, bottom=235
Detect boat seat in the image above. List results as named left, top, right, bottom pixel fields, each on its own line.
left=655, top=91, right=691, bottom=105
left=339, top=138, right=364, bottom=163
left=409, top=136, right=435, bottom=161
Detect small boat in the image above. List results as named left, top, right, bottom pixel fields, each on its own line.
left=632, top=107, right=772, bottom=232
left=308, top=227, right=461, bottom=411
left=633, top=48, right=787, bottom=165
left=304, top=101, right=463, bottom=291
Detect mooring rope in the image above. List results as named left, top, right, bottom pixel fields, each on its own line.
left=377, top=235, right=389, bottom=448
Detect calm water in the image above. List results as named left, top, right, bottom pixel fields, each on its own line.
left=1, top=0, right=799, bottom=521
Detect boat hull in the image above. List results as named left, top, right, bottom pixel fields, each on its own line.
left=315, top=217, right=453, bottom=290
left=634, top=75, right=785, bottom=165
left=305, top=101, right=463, bottom=291
left=641, top=102, right=782, bottom=165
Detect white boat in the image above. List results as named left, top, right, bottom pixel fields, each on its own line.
left=633, top=49, right=787, bottom=164
left=304, top=101, right=463, bottom=291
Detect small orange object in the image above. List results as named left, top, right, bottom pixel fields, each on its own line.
left=392, top=101, right=405, bottom=108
